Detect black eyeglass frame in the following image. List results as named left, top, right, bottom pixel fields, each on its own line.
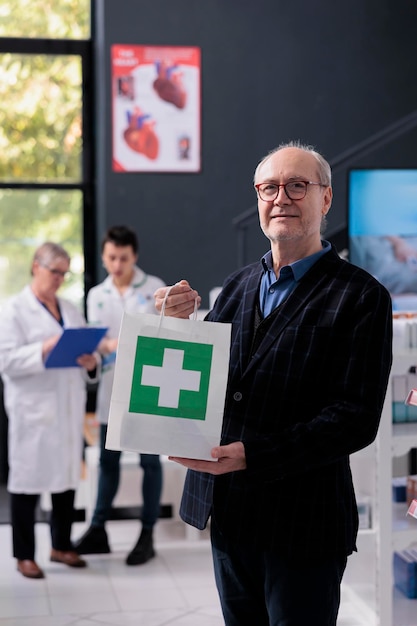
left=39, top=263, right=71, bottom=279
left=254, top=180, right=327, bottom=201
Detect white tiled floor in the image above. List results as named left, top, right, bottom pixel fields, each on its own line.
left=0, top=519, right=223, bottom=626
left=0, top=517, right=409, bottom=625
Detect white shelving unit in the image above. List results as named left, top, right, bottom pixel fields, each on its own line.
left=345, top=349, right=417, bottom=626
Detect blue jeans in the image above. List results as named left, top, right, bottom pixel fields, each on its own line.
left=91, top=424, right=162, bottom=529
left=211, top=518, right=347, bottom=626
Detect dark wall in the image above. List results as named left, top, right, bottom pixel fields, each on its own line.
left=93, top=0, right=417, bottom=306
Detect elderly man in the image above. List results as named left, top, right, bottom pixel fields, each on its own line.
left=154, top=141, right=392, bottom=626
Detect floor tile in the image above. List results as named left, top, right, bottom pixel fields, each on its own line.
left=0, top=516, right=410, bottom=625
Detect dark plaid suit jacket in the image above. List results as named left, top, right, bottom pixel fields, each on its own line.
left=180, top=245, right=393, bottom=558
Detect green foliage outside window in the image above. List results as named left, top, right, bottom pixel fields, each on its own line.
left=0, top=0, right=90, bottom=39
left=0, top=189, right=84, bottom=310
left=0, top=0, right=91, bottom=309
left=0, top=54, right=82, bottom=182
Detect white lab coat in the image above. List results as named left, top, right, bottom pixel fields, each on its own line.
left=0, top=285, right=88, bottom=494
left=87, top=266, right=165, bottom=424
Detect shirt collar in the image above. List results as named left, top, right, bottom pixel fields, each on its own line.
left=101, top=266, right=146, bottom=293
left=261, top=240, right=331, bottom=281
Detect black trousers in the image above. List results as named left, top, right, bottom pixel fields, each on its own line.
left=10, top=489, right=75, bottom=560
left=211, top=518, right=347, bottom=626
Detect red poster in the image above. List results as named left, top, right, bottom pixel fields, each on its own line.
left=111, top=44, right=201, bottom=172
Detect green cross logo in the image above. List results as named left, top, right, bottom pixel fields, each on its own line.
left=129, top=336, right=213, bottom=420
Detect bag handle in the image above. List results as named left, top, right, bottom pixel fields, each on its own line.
left=158, top=283, right=198, bottom=332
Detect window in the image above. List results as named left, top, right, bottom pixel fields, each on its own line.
left=0, top=53, right=83, bottom=182
left=0, top=1, right=93, bottom=311
left=0, top=0, right=90, bottom=40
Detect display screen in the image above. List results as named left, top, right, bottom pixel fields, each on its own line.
left=348, top=169, right=417, bottom=311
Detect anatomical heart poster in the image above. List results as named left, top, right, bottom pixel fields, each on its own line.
left=111, top=44, right=201, bottom=172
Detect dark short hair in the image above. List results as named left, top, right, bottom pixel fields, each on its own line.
left=101, top=225, right=139, bottom=254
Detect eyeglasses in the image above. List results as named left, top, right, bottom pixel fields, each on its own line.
left=40, top=263, right=70, bottom=279
left=255, top=180, right=326, bottom=202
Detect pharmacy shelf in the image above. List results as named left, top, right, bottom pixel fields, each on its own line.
left=393, top=502, right=417, bottom=551
left=392, top=422, right=417, bottom=457
left=347, top=349, right=417, bottom=626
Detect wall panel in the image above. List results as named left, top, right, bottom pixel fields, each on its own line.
left=93, top=0, right=417, bottom=305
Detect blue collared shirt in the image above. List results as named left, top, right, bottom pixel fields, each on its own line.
left=259, top=240, right=331, bottom=318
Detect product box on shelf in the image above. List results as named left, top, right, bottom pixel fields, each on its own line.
left=392, top=372, right=417, bottom=422
left=392, top=477, right=407, bottom=503
left=393, top=316, right=417, bottom=351
left=406, top=372, right=417, bottom=421
left=356, top=494, right=371, bottom=529
left=407, top=499, right=417, bottom=519
left=393, top=374, right=409, bottom=422
left=406, top=475, right=417, bottom=505
left=406, top=387, right=417, bottom=407
left=394, top=549, right=417, bottom=598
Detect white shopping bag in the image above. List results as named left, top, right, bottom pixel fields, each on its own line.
left=106, top=309, right=231, bottom=460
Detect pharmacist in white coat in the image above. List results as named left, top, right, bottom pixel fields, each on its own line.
left=74, top=225, right=165, bottom=566
left=0, top=242, right=98, bottom=579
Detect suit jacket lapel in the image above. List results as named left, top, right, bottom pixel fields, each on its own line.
left=240, top=251, right=337, bottom=376
left=234, top=268, right=262, bottom=377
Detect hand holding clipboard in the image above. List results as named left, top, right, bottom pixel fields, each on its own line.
left=45, top=327, right=108, bottom=368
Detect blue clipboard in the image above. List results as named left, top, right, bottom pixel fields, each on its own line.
left=45, top=327, right=108, bottom=368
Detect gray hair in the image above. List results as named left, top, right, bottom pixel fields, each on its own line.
left=253, top=140, right=332, bottom=187
left=32, top=242, right=70, bottom=274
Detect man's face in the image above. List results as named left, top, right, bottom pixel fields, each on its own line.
left=255, top=147, right=332, bottom=245
left=102, top=242, right=137, bottom=282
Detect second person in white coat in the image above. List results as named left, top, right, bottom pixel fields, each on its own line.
left=74, top=225, right=166, bottom=565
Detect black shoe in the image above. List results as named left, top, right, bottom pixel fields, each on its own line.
left=126, top=528, right=155, bottom=565
left=73, top=526, right=111, bottom=555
